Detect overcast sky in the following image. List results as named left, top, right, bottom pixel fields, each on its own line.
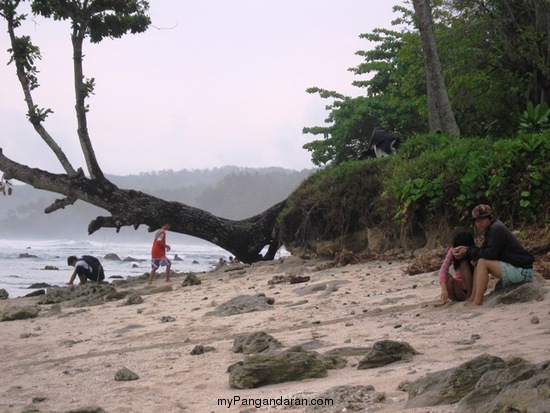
left=0, top=1, right=400, bottom=176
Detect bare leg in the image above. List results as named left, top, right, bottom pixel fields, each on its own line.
left=78, top=274, right=87, bottom=285
left=445, top=275, right=467, bottom=302
left=147, top=268, right=157, bottom=284
left=165, top=264, right=171, bottom=282
left=458, top=260, right=473, bottom=299
left=469, top=259, right=502, bottom=306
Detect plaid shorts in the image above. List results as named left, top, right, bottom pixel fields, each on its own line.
left=151, top=257, right=171, bottom=269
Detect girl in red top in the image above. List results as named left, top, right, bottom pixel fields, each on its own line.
left=147, top=223, right=172, bottom=284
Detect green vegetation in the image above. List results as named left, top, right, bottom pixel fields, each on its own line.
left=288, top=1, right=550, bottom=254
left=302, top=1, right=550, bottom=167
left=280, top=133, right=549, bottom=252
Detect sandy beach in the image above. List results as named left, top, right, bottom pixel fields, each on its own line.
left=1, top=255, right=548, bottom=413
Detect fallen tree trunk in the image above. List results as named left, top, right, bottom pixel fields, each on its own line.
left=0, top=148, right=285, bottom=263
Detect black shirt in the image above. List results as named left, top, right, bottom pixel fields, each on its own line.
left=467, top=219, right=534, bottom=268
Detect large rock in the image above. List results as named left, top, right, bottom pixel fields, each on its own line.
left=228, top=346, right=327, bottom=389
left=484, top=282, right=547, bottom=306
left=182, top=274, right=201, bottom=286
left=103, top=253, right=121, bottom=261
left=0, top=305, right=40, bottom=321
left=406, top=354, right=507, bottom=408
left=457, top=360, right=550, bottom=413
left=357, top=340, right=418, bottom=369
left=232, top=331, right=283, bottom=354
left=205, top=293, right=274, bottom=317
left=37, top=283, right=124, bottom=307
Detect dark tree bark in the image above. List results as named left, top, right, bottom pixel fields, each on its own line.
left=0, top=1, right=285, bottom=263
left=412, top=0, right=460, bottom=136
left=0, top=149, right=285, bottom=263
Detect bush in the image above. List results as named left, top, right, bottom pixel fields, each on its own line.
left=280, top=133, right=550, bottom=252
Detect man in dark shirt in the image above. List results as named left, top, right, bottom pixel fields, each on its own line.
left=452, top=204, right=534, bottom=306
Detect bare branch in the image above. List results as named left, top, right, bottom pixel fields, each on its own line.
left=4, top=7, right=77, bottom=175
left=44, top=196, right=78, bottom=213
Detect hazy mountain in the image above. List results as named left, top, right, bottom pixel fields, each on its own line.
left=0, top=166, right=313, bottom=242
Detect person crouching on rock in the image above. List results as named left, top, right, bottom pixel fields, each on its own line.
left=66, top=255, right=105, bottom=285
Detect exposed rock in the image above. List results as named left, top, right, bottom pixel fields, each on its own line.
left=182, top=274, right=201, bottom=286
left=268, top=275, right=291, bottom=285
left=357, top=340, right=418, bottom=369
left=65, top=408, right=107, bottom=413
left=0, top=305, right=40, bottom=321
left=24, top=289, right=46, bottom=297
left=114, top=367, right=139, bottom=381
left=103, top=253, right=121, bottom=260
left=28, top=282, right=53, bottom=289
left=457, top=360, right=550, bottom=413
left=18, top=252, right=37, bottom=258
left=406, top=354, right=507, bottom=408
left=161, top=316, right=176, bottom=323
left=320, top=354, right=347, bottom=370
left=190, top=345, right=215, bottom=355
left=0, top=288, right=8, bottom=300
left=123, top=294, right=144, bottom=306
left=324, top=347, right=371, bottom=357
left=205, top=293, right=274, bottom=317
left=232, top=331, right=284, bottom=354
left=37, top=283, right=125, bottom=307
left=484, top=281, right=547, bottom=306
left=305, top=385, right=386, bottom=412
left=43, top=265, right=59, bottom=270
left=290, top=275, right=311, bottom=284
left=228, top=346, right=327, bottom=389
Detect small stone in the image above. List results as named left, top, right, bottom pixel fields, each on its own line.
left=114, top=367, right=139, bottom=381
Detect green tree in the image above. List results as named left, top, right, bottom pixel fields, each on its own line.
left=302, top=91, right=378, bottom=167
left=302, top=0, right=550, bottom=167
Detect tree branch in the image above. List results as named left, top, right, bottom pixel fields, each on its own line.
left=44, top=196, right=78, bottom=213
left=4, top=6, right=77, bottom=175
left=71, top=22, right=104, bottom=180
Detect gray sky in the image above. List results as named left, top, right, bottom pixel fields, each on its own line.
left=0, top=1, right=399, bottom=176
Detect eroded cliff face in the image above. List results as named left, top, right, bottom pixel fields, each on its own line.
left=285, top=220, right=458, bottom=259
left=285, top=222, right=549, bottom=274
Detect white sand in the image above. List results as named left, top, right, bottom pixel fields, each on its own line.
left=1, top=256, right=548, bottom=413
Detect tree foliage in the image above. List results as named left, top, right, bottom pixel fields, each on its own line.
left=302, top=0, right=550, bottom=166
left=282, top=133, right=550, bottom=255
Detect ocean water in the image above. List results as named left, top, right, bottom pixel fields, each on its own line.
left=0, top=238, right=243, bottom=298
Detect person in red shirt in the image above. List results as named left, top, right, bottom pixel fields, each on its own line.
left=147, top=223, right=172, bottom=284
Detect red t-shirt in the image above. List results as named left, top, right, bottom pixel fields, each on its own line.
left=151, top=229, right=167, bottom=259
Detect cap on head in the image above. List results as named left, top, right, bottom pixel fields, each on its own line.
left=472, top=204, right=494, bottom=220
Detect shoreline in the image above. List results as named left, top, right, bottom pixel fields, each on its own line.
left=1, top=255, right=548, bottom=412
